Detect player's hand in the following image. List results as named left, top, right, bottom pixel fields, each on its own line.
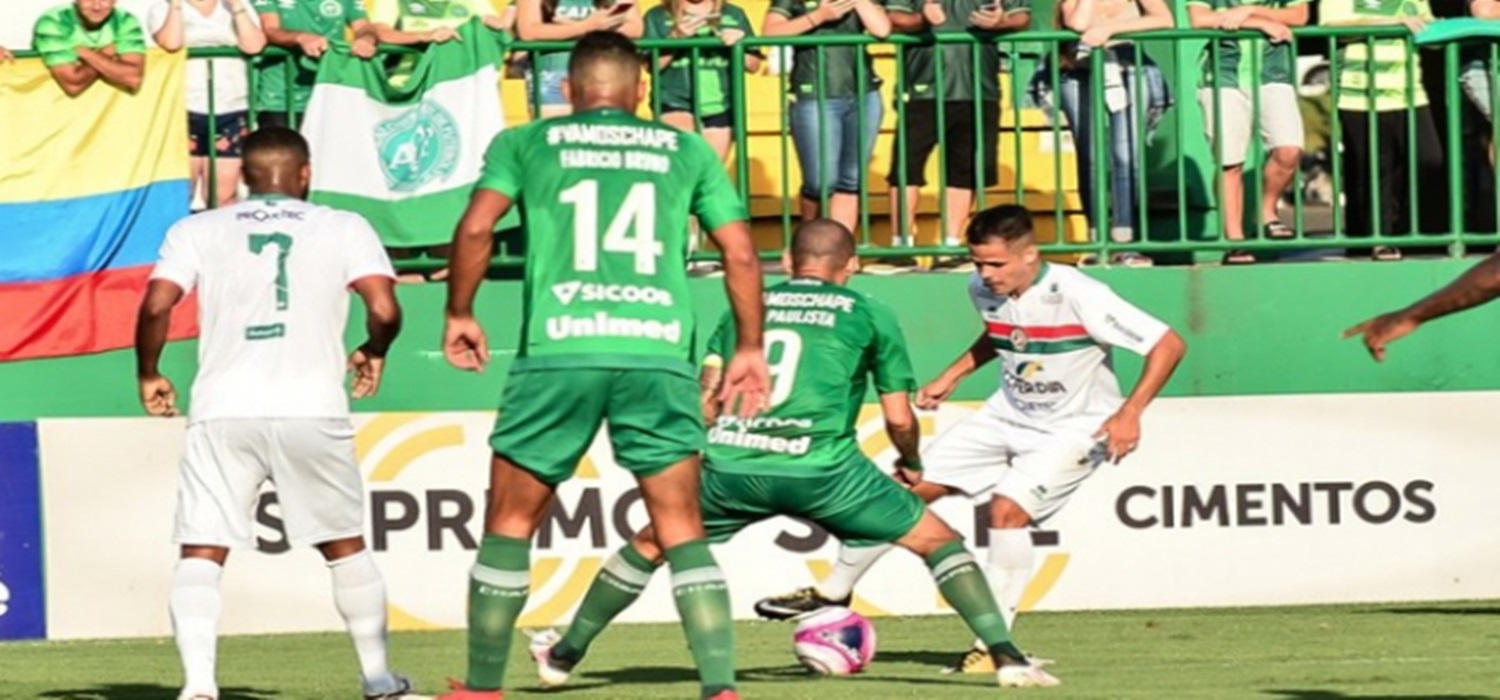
left=1093, top=406, right=1141, bottom=464
left=1080, top=26, right=1112, bottom=47
left=139, top=374, right=179, bottom=417
left=720, top=347, right=770, bottom=419
left=673, top=13, right=707, bottom=37
left=348, top=346, right=385, bottom=399
left=1342, top=311, right=1419, bottom=363
left=894, top=456, right=924, bottom=486
left=426, top=26, right=461, bottom=43
left=297, top=33, right=330, bottom=57
left=1259, top=21, right=1292, bottom=43
left=443, top=314, right=491, bottom=372
left=1217, top=5, right=1255, bottom=30
left=923, top=0, right=948, bottom=26
left=813, top=0, right=859, bottom=25
left=350, top=35, right=378, bottom=59
left=915, top=376, right=957, bottom=410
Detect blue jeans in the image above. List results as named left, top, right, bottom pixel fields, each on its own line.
left=1058, top=64, right=1142, bottom=238
left=789, top=91, right=884, bottom=201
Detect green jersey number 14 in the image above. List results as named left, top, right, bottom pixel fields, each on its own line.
left=559, top=179, right=664, bottom=274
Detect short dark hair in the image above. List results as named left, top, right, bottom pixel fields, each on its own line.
left=242, top=126, right=309, bottom=163
left=241, top=127, right=310, bottom=189
left=568, top=30, right=643, bottom=81
left=965, top=204, right=1034, bottom=246
left=790, top=218, right=856, bottom=267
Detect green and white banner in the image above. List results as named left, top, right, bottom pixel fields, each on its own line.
left=304, top=20, right=504, bottom=248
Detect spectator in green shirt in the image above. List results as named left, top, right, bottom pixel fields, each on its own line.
left=643, top=0, right=762, bottom=159
left=764, top=0, right=893, bottom=235
left=1188, top=0, right=1308, bottom=265
left=252, top=0, right=380, bottom=128
left=369, top=0, right=515, bottom=86
left=31, top=0, right=148, bottom=96
left=886, top=0, right=1030, bottom=254
left=1321, top=0, right=1443, bottom=261
left=516, top=0, right=644, bottom=118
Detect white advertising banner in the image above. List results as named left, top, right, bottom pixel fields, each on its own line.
left=38, top=391, right=1500, bottom=640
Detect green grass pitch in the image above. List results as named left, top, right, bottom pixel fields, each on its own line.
left=5, top=601, right=1499, bottom=699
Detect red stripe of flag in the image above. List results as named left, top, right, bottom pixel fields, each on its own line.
left=0, top=266, right=198, bottom=362
left=984, top=322, right=1088, bottom=340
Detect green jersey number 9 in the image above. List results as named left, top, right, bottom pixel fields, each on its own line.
left=765, top=328, right=803, bottom=408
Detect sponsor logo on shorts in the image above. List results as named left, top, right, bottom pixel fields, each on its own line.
left=551, top=281, right=675, bottom=307
left=707, top=415, right=815, bottom=455
left=546, top=312, right=682, bottom=343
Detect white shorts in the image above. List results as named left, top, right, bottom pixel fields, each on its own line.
left=921, top=404, right=1109, bottom=523
left=1198, top=84, right=1304, bottom=167
left=174, top=419, right=364, bottom=549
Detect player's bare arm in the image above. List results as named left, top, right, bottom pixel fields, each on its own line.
left=880, top=391, right=923, bottom=485
left=707, top=219, right=770, bottom=418
left=1096, top=328, right=1186, bottom=463
left=1345, top=253, right=1500, bottom=362
left=75, top=45, right=144, bottom=93
left=348, top=275, right=402, bottom=399
left=134, top=279, right=186, bottom=417
left=917, top=331, right=998, bottom=409
left=700, top=359, right=725, bottom=426
left=443, top=188, right=509, bottom=372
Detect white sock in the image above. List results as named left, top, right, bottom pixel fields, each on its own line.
left=987, top=529, right=1036, bottom=632
left=815, top=543, right=896, bottom=601
left=170, top=558, right=223, bottom=698
left=328, top=551, right=397, bottom=694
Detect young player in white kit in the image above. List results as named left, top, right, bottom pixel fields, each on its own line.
left=757, top=205, right=1187, bottom=671
left=134, top=128, right=425, bottom=700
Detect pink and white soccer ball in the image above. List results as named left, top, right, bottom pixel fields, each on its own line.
left=792, top=607, right=877, bottom=675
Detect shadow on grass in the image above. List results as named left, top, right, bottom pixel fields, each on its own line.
left=1367, top=606, right=1500, bottom=617
left=871, top=650, right=964, bottom=668
left=38, top=685, right=277, bottom=700
left=562, top=663, right=982, bottom=690
left=1263, top=691, right=1499, bottom=700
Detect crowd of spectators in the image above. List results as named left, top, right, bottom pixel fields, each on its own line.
left=9, top=0, right=1500, bottom=272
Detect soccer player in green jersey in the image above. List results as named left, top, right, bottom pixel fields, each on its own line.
left=1346, top=252, right=1500, bottom=361
left=437, top=31, right=769, bottom=700
left=525, top=220, right=1061, bottom=690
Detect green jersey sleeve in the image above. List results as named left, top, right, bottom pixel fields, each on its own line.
left=1002, top=0, right=1032, bottom=16
left=867, top=300, right=917, bottom=395
left=687, top=137, right=748, bottom=233
left=115, top=12, right=147, bottom=55
left=644, top=6, right=669, bottom=37
left=476, top=127, right=526, bottom=198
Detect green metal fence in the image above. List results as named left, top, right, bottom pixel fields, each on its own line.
left=15, top=25, right=1500, bottom=268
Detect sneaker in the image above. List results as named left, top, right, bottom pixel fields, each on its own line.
left=526, top=628, right=574, bottom=688
left=998, top=664, right=1062, bottom=688
left=753, top=587, right=849, bottom=621
left=433, top=680, right=500, bottom=700
left=941, top=646, right=996, bottom=675
left=366, top=674, right=430, bottom=700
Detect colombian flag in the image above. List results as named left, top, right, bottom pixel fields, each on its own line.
left=0, top=50, right=198, bottom=361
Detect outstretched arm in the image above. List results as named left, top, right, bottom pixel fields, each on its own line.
left=1345, top=254, right=1500, bottom=361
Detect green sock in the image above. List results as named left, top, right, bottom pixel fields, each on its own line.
left=926, top=541, right=1025, bottom=664
left=466, top=534, right=532, bottom=690
left=554, top=544, right=660, bottom=664
left=664, top=539, right=736, bottom=697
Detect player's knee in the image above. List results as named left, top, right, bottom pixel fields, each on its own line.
left=629, top=527, right=666, bottom=565
left=899, top=512, right=961, bottom=557
left=990, top=496, right=1032, bottom=529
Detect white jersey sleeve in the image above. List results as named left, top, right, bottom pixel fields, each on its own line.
left=1068, top=275, right=1170, bottom=355
left=338, top=213, right=397, bottom=286
left=150, top=220, right=201, bottom=293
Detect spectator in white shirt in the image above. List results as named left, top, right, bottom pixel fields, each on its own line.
left=151, top=0, right=266, bottom=208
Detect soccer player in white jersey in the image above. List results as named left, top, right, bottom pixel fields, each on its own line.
left=134, top=128, right=424, bottom=700
left=757, top=204, right=1187, bottom=671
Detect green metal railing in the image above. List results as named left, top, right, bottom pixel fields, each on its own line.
left=15, top=24, right=1500, bottom=270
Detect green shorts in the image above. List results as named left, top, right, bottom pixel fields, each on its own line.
left=490, top=368, right=705, bottom=485
left=700, top=456, right=925, bottom=547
